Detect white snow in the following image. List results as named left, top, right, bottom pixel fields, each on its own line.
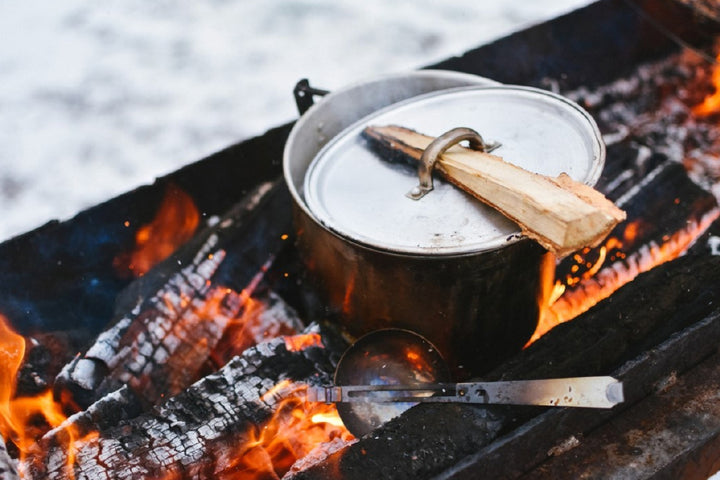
left=0, top=0, right=591, bottom=241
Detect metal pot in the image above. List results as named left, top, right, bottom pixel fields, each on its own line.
left=283, top=71, right=604, bottom=377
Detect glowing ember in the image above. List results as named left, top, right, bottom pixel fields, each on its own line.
left=226, top=382, right=353, bottom=479
left=693, top=53, right=720, bottom=117
left=284, top=333, right=324, bottom=352
left=528, top=209, right=719, bottom=345
left=115, top=183, right=200, bottom=277
left=0, top=315, right=85, bottom=477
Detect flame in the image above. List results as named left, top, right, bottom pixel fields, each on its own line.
left=693, top=53, right=720, bottom=116
left=221, top=382, right=353, bottom=479
left=0, top=315, right=85, bottom=477
left=115, top=183, right=200, bottom=277
left=284, top=333, right=323, bottom=352
left=527, top=209, right=719, bottom=345
left=342, top=274, right=356, bottom=315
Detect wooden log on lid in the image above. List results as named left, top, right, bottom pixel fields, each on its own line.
left=362, top=125, right=626, bottom=257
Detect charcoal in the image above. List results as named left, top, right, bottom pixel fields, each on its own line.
left=549, top=160, right=719, bottom=325
left=15, top=331, right=90, bottom=397
left=24, top=323, right=347, bottom=480
left=0, top=434, right=19, bottom=480
left=55, top=180, right=293, bottom=409
left=34, top=386, right=143, bottom=455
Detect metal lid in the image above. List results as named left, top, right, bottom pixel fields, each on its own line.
left=303, top=85, right=605, bottom=256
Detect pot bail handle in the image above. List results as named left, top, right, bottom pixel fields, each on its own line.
left=407, top=127, right=500, bottom=200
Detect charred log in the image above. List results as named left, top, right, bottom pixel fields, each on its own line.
left=25, top=324, right=347, bottom=480
left=34, top=386, right=143, bottom=455
left=523, top=349, right=720, bottom=480
left=55, top=180, right=294, bottom=409
left=290, top=254, right=720, bottom=480
left=15, top=331, right=89, bottom=397
left=548, top=160, right=719, bottom=325
left=0, top=434, right=19, bottom=480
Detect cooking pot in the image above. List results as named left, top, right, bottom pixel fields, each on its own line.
left=283, top=71, right=604, bottom=377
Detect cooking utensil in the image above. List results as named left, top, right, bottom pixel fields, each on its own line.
left=307, top=329, right=623, bottom=437
left=285, top=77, right=605, bottom=377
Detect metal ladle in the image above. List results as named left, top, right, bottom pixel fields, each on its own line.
left=307, top=329, right=623, bottom=437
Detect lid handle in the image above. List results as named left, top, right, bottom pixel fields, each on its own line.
left=407, top=127, right=500, bottom=200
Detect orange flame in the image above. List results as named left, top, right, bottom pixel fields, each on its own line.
left=115, top=183, right=200, bottom=277
left=284, top=333, right=324, bottom=352
left=693, top=53, right=720, bottom=116
left=0, top=315, right=85, bottom=477
left=221, top=382, right=353, bottom=479
left=528, top=209, right=719, bottom=345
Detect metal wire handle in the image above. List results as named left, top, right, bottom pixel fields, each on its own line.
left=406, top=127, right=501, bottom=200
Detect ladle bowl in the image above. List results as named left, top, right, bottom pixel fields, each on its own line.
left=325, top=329, right=624, bottom=437
left=333, top=328, right=450, bottom=437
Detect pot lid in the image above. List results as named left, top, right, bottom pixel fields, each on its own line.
left=303, top=85, right=605, bottom=256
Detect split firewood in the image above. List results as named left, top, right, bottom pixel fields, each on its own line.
left=24, top=323, right=348, bottom=480
left=55, top=180, right=300, bottom=409
left=362, top=125, right=626, bottom=257
left=0, top=434, right=19, bottom=480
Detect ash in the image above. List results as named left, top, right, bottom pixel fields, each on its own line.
left=564, top=47, right=720, bottom=200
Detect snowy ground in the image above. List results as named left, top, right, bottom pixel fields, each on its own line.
left=0, top=0, right=592, bottom=241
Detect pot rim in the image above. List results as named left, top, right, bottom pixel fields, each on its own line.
left=283, top=70, right=498, bottom=254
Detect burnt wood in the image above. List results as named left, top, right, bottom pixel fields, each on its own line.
left=0, top=434, right=19, bottom=480
left=0, top=124, right=291, bottom=337
left=523, top=349, right=720, bottom=480
left=551, top=160, right=719, bottom=323
left=429, top=0, right=720, bottom=91
left=54, top=180, right=295, bottom=409
left=1, top=0, right=720, bottom=477
left=290, top=254, right=720, bottom=480
left=15, top=331, right=90, bottom=397
left=24, top=324, right=347, bottom=480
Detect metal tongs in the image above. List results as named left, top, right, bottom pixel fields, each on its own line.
left=308, top=329, right=624, bottom=437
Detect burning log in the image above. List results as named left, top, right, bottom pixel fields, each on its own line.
left=35, top=386, right=143, bottom=452
left=55, top=180, right=297, bottom=409
left=24, top=324, right=349, bottom=480
left=532, top=159, right=720, bottom=340
left=15, top=331, right=89, bottom=398
left=0, top=434, right=19, bottom=480
left=290, top=253, right=720, bottom=480
left=362, top=125, right=625, bottom=257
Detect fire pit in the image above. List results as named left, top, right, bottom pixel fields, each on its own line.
left=2, top=0, right=720, bottom=478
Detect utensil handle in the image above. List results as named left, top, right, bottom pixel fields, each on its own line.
left=307, top=376, right=623, bottom=408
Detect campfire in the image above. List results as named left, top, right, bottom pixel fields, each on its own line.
left=2, top=1, right=720, bottom=479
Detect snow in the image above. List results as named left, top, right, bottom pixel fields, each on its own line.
left=0, top=0, right=591, bottom=241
